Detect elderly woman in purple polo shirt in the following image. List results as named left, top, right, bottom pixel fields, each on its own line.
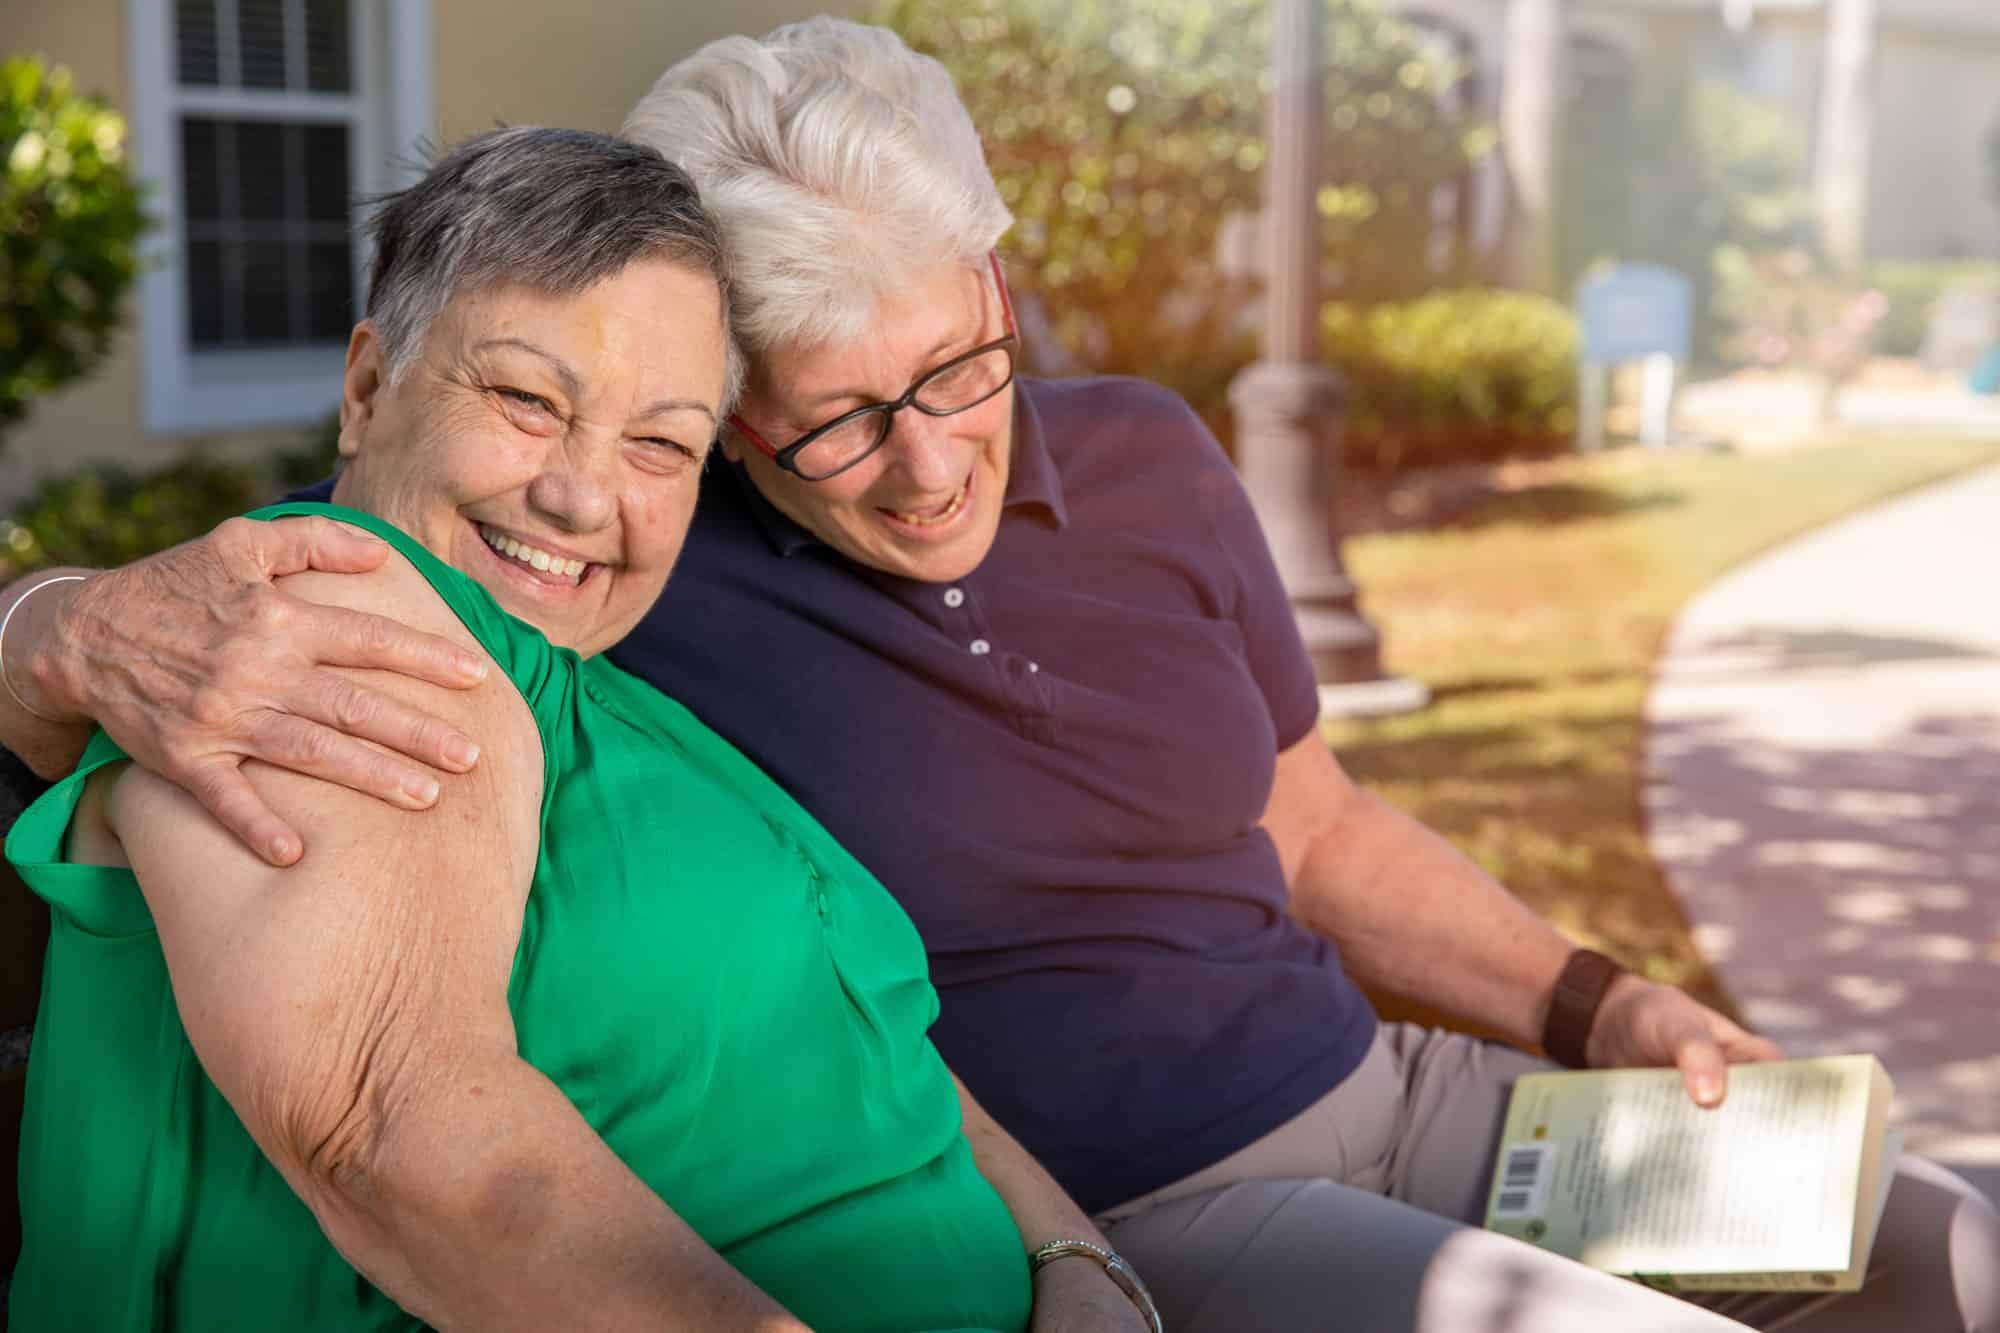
left=6, top=17, right=1996, bottom=1333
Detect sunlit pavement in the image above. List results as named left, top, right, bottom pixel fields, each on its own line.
left=1678, top=369, right=2000, bottom=452
left=1643, top=463, right=2000, bottom=1195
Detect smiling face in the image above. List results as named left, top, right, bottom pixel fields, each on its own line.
left=331, top=258, right=729, bottom=658
left=725, top=261, right=1014, bottom=584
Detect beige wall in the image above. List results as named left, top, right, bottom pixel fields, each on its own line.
left=1, top=0, right=155, bottom=501
left=431, top=0, right=860, bottom=139
left=0, top=0, right=127, bottom=125
left=1867, top=26, right=2000, bottom=261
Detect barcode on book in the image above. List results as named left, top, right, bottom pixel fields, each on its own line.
left=1492, top=1143, right=1555, bottom=1219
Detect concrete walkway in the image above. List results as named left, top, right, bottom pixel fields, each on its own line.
left=1643, top=462, right=2000, bottom=1188
left=1678, top=369, right=2000, bottom=451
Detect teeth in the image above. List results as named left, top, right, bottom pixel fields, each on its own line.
left=889, top=479, right=970, bottom=527
left=479, top=525, right=588, bottom=581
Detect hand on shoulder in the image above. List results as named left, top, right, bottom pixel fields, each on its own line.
left=42, top=513, right=490, bottom=865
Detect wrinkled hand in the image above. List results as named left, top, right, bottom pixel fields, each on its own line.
left=48, top=515, right=490, bottom=865
left=1586, top=974, right=1785, bottom=1108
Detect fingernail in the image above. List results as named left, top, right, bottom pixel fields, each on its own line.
left=404, top=775, right=441, bottom=805
left=269, top=835, right=297, bottom=863
left=446, top=737, right=481, bottom=768
left=460, top=657, right=490, bottom=682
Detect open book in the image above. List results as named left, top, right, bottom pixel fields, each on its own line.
left=1482, top=1054, right=1899, bottom=1292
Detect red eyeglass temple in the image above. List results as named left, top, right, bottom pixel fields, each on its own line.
left=730, top=251, right=1018, bottom=461
left=987, top=249, right=1018, bottom=338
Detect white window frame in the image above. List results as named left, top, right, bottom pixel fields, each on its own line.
left=127, top=0, right=433, bottom=434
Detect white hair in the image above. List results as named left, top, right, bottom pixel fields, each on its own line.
left=620, top=17, right=1014, bottom=356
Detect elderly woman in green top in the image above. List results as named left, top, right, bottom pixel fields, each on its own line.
left=5, top=127, right=1149, bottom=1333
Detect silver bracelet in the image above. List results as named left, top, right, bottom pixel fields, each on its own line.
left=0, top=574, right=86, bottom=723
left=1030, top=1238, right=1165, bottom=1333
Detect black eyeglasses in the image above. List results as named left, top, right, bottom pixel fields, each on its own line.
left=729, top=252, right=1019, bottom=482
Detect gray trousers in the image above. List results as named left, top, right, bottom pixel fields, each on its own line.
left=1097, top=1025, right=2000, bottom=1332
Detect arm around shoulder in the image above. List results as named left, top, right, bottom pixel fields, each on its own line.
left=105, top=546, right=801, bottom=1331
left=3, top=514, right=490, bottom=866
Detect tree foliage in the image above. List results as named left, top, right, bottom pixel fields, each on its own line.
left=874, top=0, right=1490, bottom=434
left=0, top=57, right=150, bottom=442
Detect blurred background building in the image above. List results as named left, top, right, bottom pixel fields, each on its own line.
left=2, top=0, right=1997, bottom=498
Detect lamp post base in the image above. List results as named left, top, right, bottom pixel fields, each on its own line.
left=1229, top=360, right=1427, bottom=717
left=1318, top=676, right=1433, bottom=720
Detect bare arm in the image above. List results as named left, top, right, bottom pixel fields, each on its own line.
left=97, top=550, right=803, bottom=1331
left=954, top=1077, right=1151, bottom=1333
left=0, top=515, right=489, bottom=864
left=1261, top=730, right=1780, bottom=1106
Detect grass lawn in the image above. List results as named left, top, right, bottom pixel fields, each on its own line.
left=1324, top=434, right=2000, bottom=1018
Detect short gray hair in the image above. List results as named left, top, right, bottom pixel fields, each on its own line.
left=364, top=126, right=743, bottom=408
left=620, top=18, right=1014, bottom=357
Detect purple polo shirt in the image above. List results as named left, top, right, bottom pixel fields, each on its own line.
left=611, top=376, right=1379, bottom=1211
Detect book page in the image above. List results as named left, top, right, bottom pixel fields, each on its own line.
left=1484, top=1055, right=1886, bottom=1284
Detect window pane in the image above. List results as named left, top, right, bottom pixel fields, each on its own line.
left=242, top=241, right=294, bottom=342
left=187, top=240, right=226, bottom=346
left=305, top=0, right=351, bottom=92
left=182, top=116, right=355, bottom=349
left=180, top=118, right=222, bottom=222
left=239, top=0, right=289, bottom=89
left=234, top=121, right=288, bottom=222
left=306, top=242, right=355, bottom=339
left=303, top=124, right=350, bottom=222
left=176, top=0, right=220, bottom=85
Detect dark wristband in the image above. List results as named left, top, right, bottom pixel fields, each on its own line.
left=1541, top=948, right=1626, bottom=1069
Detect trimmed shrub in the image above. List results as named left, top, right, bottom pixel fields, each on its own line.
left=1323, top=289, right=1579, bottom=471
left=0, top=57, right=150, bottom=441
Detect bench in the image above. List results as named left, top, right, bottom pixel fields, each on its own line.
left=3, top=748, right=53, bottom=1322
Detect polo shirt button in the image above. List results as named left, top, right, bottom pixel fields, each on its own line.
left=815, top=889, right=829, bottom=915
left=970, top=639, right=991, bottom=655
left=943, top=587, right=966, bottom=609
left=1028, top=661, right=1039, bottom=672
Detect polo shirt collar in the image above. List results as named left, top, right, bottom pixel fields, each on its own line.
left=728, top=380, right=1069, bottom=560
left=1004, top=378, right=1069, bottom=530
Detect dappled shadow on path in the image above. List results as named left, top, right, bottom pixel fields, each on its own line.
left=1645, top=703, right=2000, bottom=1161
left=1665, top=625, right=1995, bottom=677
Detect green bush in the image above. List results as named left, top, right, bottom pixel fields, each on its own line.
left=1322, top=289, right=1578, bottom=471
left=0, top=425, right=340, bottom=576
left=0, top=57, right=150, bottom=441
left=0, top=455, right=266, bottom=574
left=1868, top=260, right=2000, bottom=358
left=876, top=0, right=1491, bottom=438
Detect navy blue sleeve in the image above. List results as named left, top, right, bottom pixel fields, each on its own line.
left=1189, top=419, right=1322, bottom=750
left=283, top=476, right=338, bottom=504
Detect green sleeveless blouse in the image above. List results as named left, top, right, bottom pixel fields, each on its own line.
left=7, top=502, right=1031, bottom=1332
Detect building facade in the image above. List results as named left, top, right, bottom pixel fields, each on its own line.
left=1392, top=0, right=2000, bottom=282
left=0, top=0, right=850, bottom=500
